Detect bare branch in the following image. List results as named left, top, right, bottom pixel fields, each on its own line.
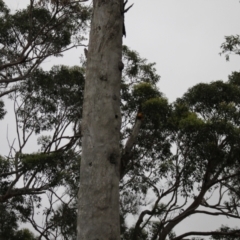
left=173, top=230, right=240, bottom=240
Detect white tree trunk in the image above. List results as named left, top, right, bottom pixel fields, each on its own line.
left=77, top=0, right=123, bottom=239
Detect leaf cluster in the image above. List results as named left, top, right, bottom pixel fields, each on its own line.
left=0, top=0, right=90, bottom=96
left=220, top=35, right=240, bottom=60
left=13, top=65, right=84, bottom=134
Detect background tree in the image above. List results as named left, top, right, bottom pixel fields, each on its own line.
left=210, top=225, right=240, bottom=240
left=0, top=42, right=165, bottom=239
left=0, top=202, right=18, bottom=239
left=1, top=45, right=240, bottom=240
left=122, top=72, right=240, bottom=240
left=0, top=0, right=90, bottom=97
left=0, top=65, right=84, bottom=239
left=1, top=1, right=240, bottom=239
left=0, top=65, right=84, bottom=202
left=221, top=35, right=240, bottom=61
left=0, top=202, right=36, bottom=239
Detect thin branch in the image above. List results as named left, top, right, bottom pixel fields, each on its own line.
left=173, top=230, right=240, bottom=240
left=193, top=210, right=240, bottom=219
left=120, top=114, right=143, bottom=179
left=0, top=88, right=18, bottom=97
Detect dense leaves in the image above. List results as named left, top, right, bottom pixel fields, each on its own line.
left=0, top=100, right=6, bottom=119
left=0, top=65, right=83, bottom=238
left=14, top=65, right=85, bottom=134
left=0, top=203, right=18, bottom=239
left=1, top=18, right=240, bottom=238
left=0, top=0, right=90, bottom=97
left=221, top=35, right=240, bottom=60
left=120, top=71, right=240, bottom=240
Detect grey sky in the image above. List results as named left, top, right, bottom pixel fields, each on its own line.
left=124, top=0, right=240, bottom=102
left=2, top=0, right=240, bottom=238
left=7, top=0, right=240, bottom=102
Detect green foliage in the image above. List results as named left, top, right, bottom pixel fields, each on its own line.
left=14, top=228, right=36, bottom=240
left=166, top=74, right=240, bottom=193
left=121, top=48, right=171, bottom=171
left=0, top=0, right=89, bottom=56
left=20, top=151, right=74, bottom=187
left=50, top=203, right=77, bottom=240
left=120, top=47, right=173, bottom=238
left=180, top=80, right=240, bottom=120
left=228, top=71, right=240, bottom=86
left=0, top=203, right=18, bottom=240
left=12, top=65, right=84, bottom=134
left=1, top=28, right=240, bottom=239
left=133, top=83, right=161, bottom=103
left=0, top=0, right=90, bottom=95
left=0, top=65, right=82, bottom=239
left=0, top=99, right=6, bottom=119
left=121, top=45, right=160, bottom=111
left=121, top=71, right=240, bottom=240
left=0, top=201, right=36, bottom=239
left=122, top=45, right=160, bottom=84
left=121, top=226, right=148, bottom=240
left=142, top=97, right=169, bottom=127
left=220, top=35, right=240, bottom=60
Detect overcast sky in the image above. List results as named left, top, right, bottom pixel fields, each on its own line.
left=2, top=0, right=240, bottom=238
left=6, top=0, right=240, bottom=102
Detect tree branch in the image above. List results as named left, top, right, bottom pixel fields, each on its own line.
left=120, top=115, right=142, bottom=179
left=173, top=230, right=240, bottom=240
left=0, top=185, right=49, bottom=203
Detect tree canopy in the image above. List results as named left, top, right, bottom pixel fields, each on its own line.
left=0, top=0, right=90, bottom=97
left=1, top=48, right=240, bottom=239
left=0, top=1, right=240, bottom=240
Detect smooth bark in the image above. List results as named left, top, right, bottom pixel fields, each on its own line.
left=77, top=0, right=124, bottom=239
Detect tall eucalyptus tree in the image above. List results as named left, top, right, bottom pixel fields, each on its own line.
left=77, top=0, right=125, bottom=239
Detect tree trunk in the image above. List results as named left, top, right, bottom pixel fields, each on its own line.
left=77, top=0, right=123, bottom=239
